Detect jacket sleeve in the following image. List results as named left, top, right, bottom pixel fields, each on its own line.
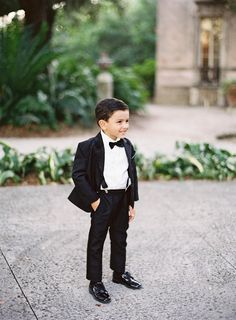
left=131, top=144, right=139, bottom=202
left=72, top=142, right=99, bottom=205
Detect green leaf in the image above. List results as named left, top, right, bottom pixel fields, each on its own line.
left=186, top=156, right=204, bottom=173
left=0, top=170, right=18, bottom=185
left=38, top=171, right=47, bottom=185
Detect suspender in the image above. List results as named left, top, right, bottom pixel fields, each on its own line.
left=101, top=176, right=130, bottom=193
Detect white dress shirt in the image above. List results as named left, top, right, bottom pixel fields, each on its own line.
left=101, top=130, right=130, bottom=190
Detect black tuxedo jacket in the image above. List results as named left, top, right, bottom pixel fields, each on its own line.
left=68, top=132, right=139, bottom=212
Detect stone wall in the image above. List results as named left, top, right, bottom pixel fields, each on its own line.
left=155, top=0, right=236, bottom=106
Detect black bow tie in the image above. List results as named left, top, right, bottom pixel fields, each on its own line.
left=109, top=139, right=124, bottom=149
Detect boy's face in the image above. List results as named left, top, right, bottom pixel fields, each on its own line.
left=99, top=110, right=129, bottom=140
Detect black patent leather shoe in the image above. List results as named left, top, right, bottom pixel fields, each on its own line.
left=89, top=281, right=111, bottom=304
left=112, top=271, right=142, bottom=289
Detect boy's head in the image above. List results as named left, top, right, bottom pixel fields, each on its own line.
left=95, top=98, right=129, bottom=140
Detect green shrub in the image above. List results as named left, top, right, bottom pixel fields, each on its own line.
left=134, top=148, right=156, bottom=180
left=0, top=141, right=24, bottom=185
left=22, top=147, right=73, bottom=184
left=49, top=55, right=148, bottom=119
left=0, top=141, right=73, bottom=186
left=0, top=4, right=153, bottom=130
left=12, top=94, right=57, bottom=128
left=47, top=56, right=98, bottom=127
left=1, top=141, right=235, bottom=187
left=53, top=0, right=156, bottom=68
left=0, top=20, right=57, bottom=127
left=134, top=142, right=236, bottom=181
left=153, top=142, right=236, bottom=181
left=221, top=79, right=236, bottom=95
left=111, top=66, right=148, bottom=112
left=132, top=59, right=156, bottom=98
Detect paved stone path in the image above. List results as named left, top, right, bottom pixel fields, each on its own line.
left=1, top=104, right=236, bottom=319
left=1, top=181, right=236, bottom=320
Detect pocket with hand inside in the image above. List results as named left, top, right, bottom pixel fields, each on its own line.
left=91, top=198, right=101, bottom=212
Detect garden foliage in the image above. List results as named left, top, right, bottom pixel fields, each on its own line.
left=138, top=142, right=236, bottom=181
left=0, top=1, right=156, bottom=129
left=0, top=141, right=73, bottom=186
left=53, top=0, right=156, bottom=97
left=0, top=21, right=58, bottom=127
left=1, top=141, right=236, bottom=186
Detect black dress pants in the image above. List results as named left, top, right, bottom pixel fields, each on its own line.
left=86, top=190, right=129, bottom=282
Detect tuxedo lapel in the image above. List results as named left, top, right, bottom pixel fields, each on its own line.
left=93, top=132, right=132, bottom=164
left=124, top=139, right=132, bottom=170
left=93, top=133, right=133, bottom=181
left=93, top=132, right=105, bottom=176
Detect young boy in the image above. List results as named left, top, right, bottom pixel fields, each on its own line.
left=68, top=98, right=142, bottom=304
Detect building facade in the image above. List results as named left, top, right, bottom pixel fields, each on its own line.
left=155, top=0, right=236, bottom=106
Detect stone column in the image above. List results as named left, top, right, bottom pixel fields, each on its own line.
left=155, top=0, right=197, bottom=105
left=96, top=53, right=113, bottom=102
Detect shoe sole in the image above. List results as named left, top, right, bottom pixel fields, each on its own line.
left=89, top=287, right=111, bottom=304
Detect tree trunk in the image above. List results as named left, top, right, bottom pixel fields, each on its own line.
left=19, top=0, right=56, bottom=42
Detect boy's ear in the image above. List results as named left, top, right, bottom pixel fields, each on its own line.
left=98, top=119, right=107, bottom=129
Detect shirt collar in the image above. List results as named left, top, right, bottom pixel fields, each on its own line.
left=101, top=130, right=120, bottom=145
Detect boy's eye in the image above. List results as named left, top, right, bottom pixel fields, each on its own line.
left=117, top=119, right=129, bottom=124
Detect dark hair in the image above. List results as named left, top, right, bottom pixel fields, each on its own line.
left=95, top=98, right=129, bottom=124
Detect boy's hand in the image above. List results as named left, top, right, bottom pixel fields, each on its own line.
left=129, top=206, right=135, bottom=222
left=91, top=198, right=100, bottom=212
